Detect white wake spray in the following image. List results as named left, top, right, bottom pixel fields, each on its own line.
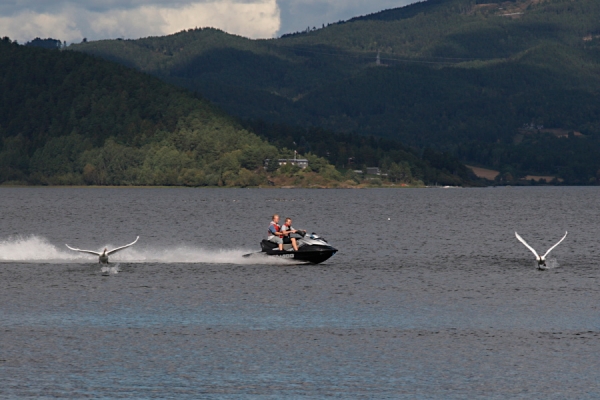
left=0, top=235, right=292, bottom=265
left=101, top=263, right=120, bottom=275
left=0, top=235, right=79, bottom=262
left=540, top=258, right=560, bottom=269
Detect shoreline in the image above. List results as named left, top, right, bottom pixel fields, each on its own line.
left=0, top=184, right=426, bottom=189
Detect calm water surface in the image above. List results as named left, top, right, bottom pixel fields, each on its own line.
left=1, top=187, right=599, bottom=398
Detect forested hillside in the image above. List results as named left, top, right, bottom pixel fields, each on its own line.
left=0, top=37, right=278, bottom=186
left=70, top=0, right=600, bottom=183
left=0, top=38, right=469, bottom=187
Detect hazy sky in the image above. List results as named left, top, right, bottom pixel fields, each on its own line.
left=0, top=0, right=419, bottom=43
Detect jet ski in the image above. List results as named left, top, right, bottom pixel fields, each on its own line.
left=243, top=231, right=337, bottom=264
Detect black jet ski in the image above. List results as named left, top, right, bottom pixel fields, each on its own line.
left=243, top=231, right=337, bottom=264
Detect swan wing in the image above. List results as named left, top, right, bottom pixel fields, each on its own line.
left=515, top=232, right=540, bottom=260
left=106, top=236, right=139, bottom=255
left=65, top=244, right=101, bottom=256
left=542, top=231, right=568, bottom=258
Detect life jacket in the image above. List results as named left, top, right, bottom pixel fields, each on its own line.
left=268, top=221, right=280, bottom=236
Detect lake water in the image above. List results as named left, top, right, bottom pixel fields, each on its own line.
left=1, top=187, right=599, bottom=398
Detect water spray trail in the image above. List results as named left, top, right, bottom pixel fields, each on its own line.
left=101, top=263, right=120, bottom=275
left=0, top=235, right=79, bottom=262
left=0, top=235, right=296, bottom=265
left=115, top=247, right=296, bottom=264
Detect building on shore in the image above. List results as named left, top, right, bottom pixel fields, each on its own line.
left=264, top=158, right=309, bottom=169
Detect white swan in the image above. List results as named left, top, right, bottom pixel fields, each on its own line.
left=66, top=236, right=139, bottom=263
left=515, top=231, right=567, bottom=269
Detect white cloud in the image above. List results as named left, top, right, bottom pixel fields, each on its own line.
left=0, top=0, right=280, bottom=43
left=0, top=0, right=422, bottom=43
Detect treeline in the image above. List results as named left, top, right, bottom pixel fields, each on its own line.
left=24, top=38, right=64, bottom=50
left=1, top=38, right=469, bottom=187
left=456, top=134, right=600, bottom=185
left=177, top=48, right=600, bottom=182
left=24, top=113, right=280, bottom=187
left=0, top=38, right=280, bottom=186
left=287, top=0, right=600, bottom=56
left=244, top=120, right=475, bottom=186
left=69, top=0, right=600, bottom=183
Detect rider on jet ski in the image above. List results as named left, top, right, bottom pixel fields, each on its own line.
left=267, top=214, right=285, bottom=251
left=281, top=217, right=306, bottom=252
left=249, top=216, right=336, bottom=263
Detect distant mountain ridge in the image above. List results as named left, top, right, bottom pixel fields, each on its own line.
left=0, top=37, right=278, bottom=186
left=0, top=38, right=469, bottom=187
left=69, top=0, right=600, bottom=183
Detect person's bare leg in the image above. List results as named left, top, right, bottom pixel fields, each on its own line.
left=291, top=238, right=298, bottom=251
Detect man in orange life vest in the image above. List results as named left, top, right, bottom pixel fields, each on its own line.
left=267, top=214, right=285, bottom=251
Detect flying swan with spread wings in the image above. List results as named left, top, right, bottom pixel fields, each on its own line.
left=515, top=231, right=567, bottom=269
left=66, top=236, right=139, bottom=263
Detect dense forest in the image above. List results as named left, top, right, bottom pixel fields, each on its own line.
left=70, top=0, right=600, bottom=184
left=243, top=120, right=473, bottom=186
left=0, top=38, right=469, bottom=187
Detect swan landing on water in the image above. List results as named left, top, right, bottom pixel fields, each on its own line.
left=515, top=231, right=567, bottom=270
left=66, top=236, right=139, bottom=263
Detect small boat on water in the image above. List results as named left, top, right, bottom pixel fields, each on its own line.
left=243, top=232, right=337, bottom=264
